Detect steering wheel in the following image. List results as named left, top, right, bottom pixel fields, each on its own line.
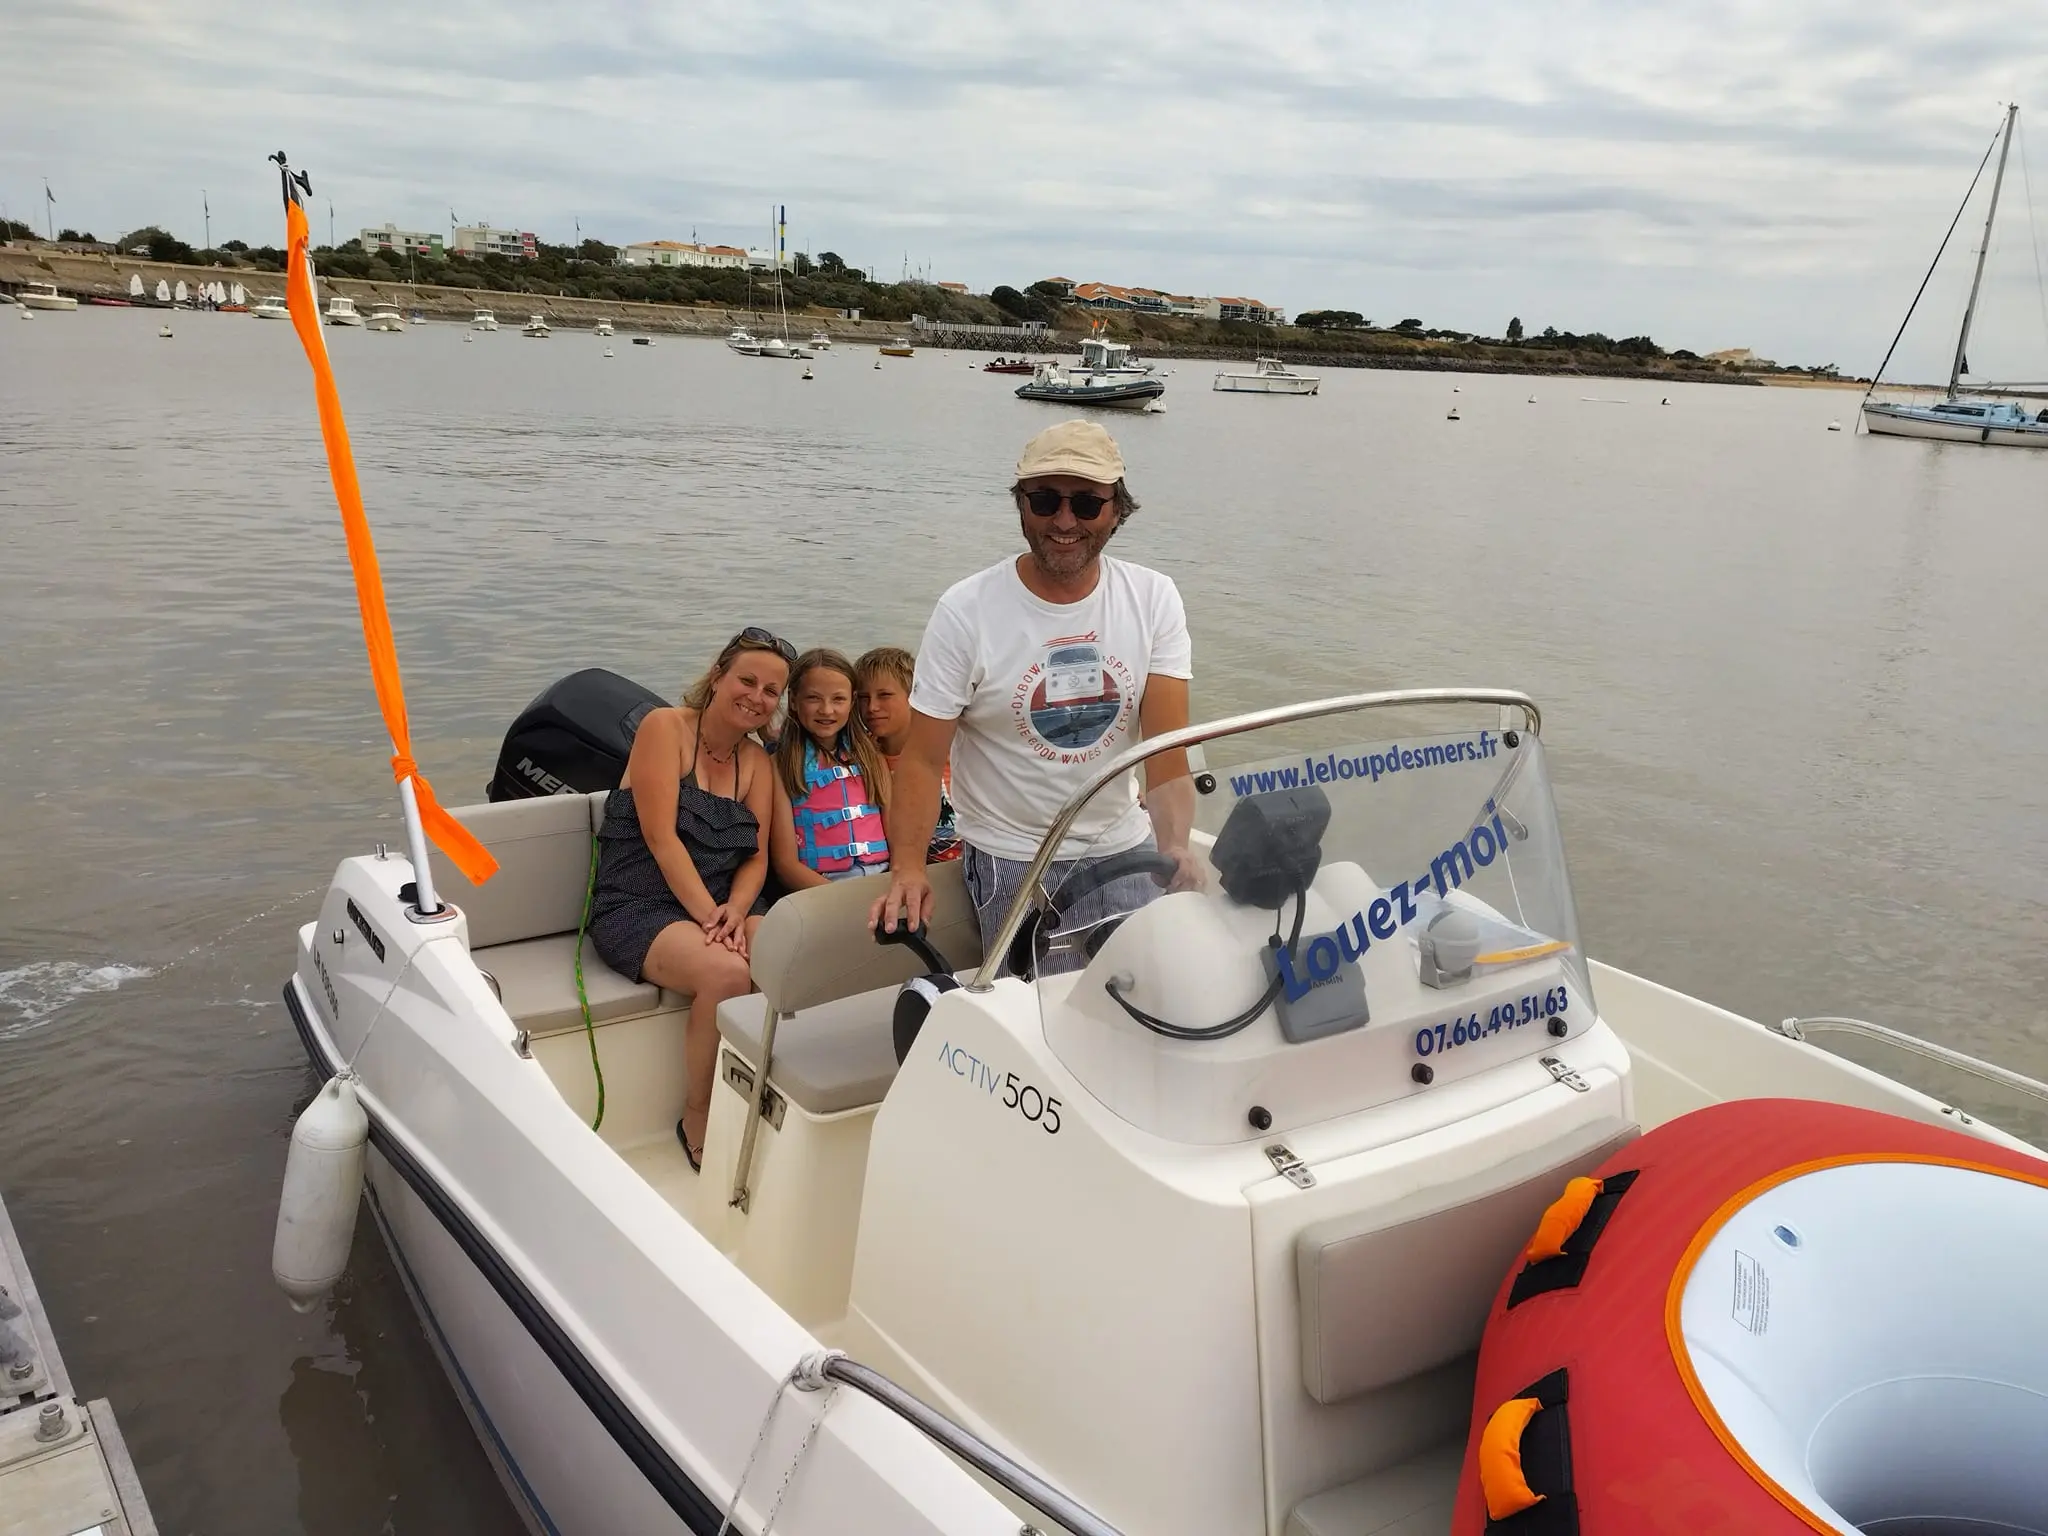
left=1007, top=848, right=1184, bottom=981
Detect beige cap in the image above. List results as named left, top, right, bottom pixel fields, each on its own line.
left=1015, top=419, right=1126, bottom=484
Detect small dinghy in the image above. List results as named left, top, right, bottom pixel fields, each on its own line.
left=1015, top=360, right=1165, bottom=411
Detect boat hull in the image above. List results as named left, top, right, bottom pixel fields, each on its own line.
left=367, top=316, right=406, bottom=332
left=17, top=292, right=78, bottom=311
left=1213, top=374, right=1319, bottom=395
left=1862, top=402, right=2048, bottom=447
left=1016, top=378, right=1164, bottom=410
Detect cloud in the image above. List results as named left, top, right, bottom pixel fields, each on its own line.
left=5, top=0, right=2045, bottom=368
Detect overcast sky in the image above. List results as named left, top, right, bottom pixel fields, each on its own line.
left=7, top=0, right=2048, bottom=374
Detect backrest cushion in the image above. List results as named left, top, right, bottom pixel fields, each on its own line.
left=751, top=862, right=983, bottom=1015
left=429, top=792, right=608, bottom=949
left=1295, top=1123, right=1637, bottom=1404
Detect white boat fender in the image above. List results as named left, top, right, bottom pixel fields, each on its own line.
left=1827, top=420, right=1842, bottom=431
left=272, top=1071, right=369, bottom=1313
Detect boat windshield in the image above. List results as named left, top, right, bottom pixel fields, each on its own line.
left=998, top=696, right=1595, bottom=1131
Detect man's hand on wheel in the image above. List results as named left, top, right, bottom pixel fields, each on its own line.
left=871, top=868, right=935, bottom=935
left=1157, top=847, right=1208, bottom=894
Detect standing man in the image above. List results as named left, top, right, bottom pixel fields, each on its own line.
left=872, top=419, right=1201, bottom=966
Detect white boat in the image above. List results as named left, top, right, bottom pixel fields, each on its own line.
left=366, top=303, right=406, bottom=332
left=809, top=330, right=832, bottom=351
left=1016, top=360, right=1165, bottom=410
left=727, top=327, right=764, bottom=355
left=250, top=295, right=291, bottom=320
left=1213, top=356, right=1320, bottom=395
left=1078, top=336, right=1153, bottom=377
left=411, top=310, right=429, bottom=325
left=325, top=295, right=365, bottom=327
left=758, top=335, right=810, bottom=361
left=594, top=319, right=614, bottom=337
left=278, top=683, right=2048, bottom=1536
left=472, top=309, right=499, bottom=332
left=14, top=281, right=77, bottom=311
left=523, top=314, right=551, bottom=338
left=1864, top=104, right=2048, bottom=447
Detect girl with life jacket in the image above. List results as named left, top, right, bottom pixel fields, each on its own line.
left=770, top=648, right=894, bottom=888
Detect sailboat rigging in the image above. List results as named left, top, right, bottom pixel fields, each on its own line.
left=1863, top=104, right=2048, bottom=446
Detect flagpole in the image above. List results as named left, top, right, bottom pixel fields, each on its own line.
left=203, top=190, right=211, bottom=253
left=43, top=178, right=53, bottom=242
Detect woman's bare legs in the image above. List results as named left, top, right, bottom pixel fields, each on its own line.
left=641, top=918, right=758, bottom=1159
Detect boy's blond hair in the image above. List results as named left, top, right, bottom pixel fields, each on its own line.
left=854, top=645, right=916, bottom=692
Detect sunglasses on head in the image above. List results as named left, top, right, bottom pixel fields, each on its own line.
left=731, top=626, right=798, bottom=664
left=1021, top=488, right=1113, bottom=522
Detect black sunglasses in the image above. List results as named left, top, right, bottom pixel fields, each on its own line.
left=1022, top=488, right=1113, bottom=521
left=731, top=626, right=798, bottom=664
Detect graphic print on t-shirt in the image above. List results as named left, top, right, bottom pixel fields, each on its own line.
left=1010, top=630, right=1139, bottom=760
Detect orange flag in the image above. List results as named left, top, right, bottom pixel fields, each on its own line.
left=280, top=182, right=497, bottom=885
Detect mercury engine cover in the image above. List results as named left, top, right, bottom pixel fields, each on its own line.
left=487, top=668, right=667, bottom=801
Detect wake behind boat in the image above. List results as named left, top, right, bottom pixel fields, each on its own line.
left=1863, top=104, right=2048, bottom=446
left=1016, top=360, right=1165, bottom=410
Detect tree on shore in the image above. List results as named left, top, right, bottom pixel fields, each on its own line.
left=817, top=251, right=847, bottom=275
left=1395, top=317, right=1424, bottom=332
left=1506, top=316, right=1523, bottom=342
left=118, top=226, right=193, bottom=262
left=1297, top=309, right=1367, bottom=329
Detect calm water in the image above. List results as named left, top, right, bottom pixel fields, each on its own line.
left=3, top=308, right=2045, bottom=1532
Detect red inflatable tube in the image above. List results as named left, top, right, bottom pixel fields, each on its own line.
left=1451, top=1098, right=2048, bottom=1535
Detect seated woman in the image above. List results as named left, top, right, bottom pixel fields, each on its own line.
left=769, top=648, right=893, bottom=890
left=586, top=627, right=794, bottom=1169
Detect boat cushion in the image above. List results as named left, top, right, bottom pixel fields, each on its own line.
left=429, top=791, right=611, bottom=950
left=717, top=991, right=900, bottom=1117
left=1284, top=1442, right=1463, bottom=1536
left=749, top=859, right=982, bottom=1015
left=1295, top=1124, right=1636, bottom=1405
left=475, top=932, right=680, bottom=1038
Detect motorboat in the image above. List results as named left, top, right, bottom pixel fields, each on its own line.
left=983, top=356, right=1043, bottom=375
left=1864, top=105, right=2048, bottom=447
left=325, top=295, right=365, bottom=326
left=809, top=331, right=832, bottom=351
left=632, top=336, right=653, bottom=346
left=523, top=314, right=551, bottom=338
left=1078, top=336, right=1153, bottom=376
left=277, top=684, right=2048, bottom=1536
left=1213, top=356, right=1320, bottom=396
left=366, top=303, right=406, bottom=332
left=727, top=328, right=764, bottom=355
left=411, top=310, right=430, bottom=325
left=595, top=319, right=614, bottom=337
left=1016, top=360, right=1166, bottom=410
left=879, top=339, right=915, bottom=357
left=472, top=309, right=499, bottom=332
left=16, top=282, right=78, bottom=311
left=250, top=295, right=291, bottom=320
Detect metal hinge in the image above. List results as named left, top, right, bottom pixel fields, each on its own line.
left=1265, top=1143, right=1315, bottom=1188
left=722, top=1053, right=786, bottom=1131
left=1539, top=1055, right=1589, bottom=1093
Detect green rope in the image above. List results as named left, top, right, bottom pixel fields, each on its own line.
left=575, top=831, right=606, bottom=1130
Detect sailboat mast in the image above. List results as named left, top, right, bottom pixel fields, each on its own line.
left=1949, top=104, right=2018, bottom=397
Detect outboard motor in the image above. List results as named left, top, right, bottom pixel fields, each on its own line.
left=487, top=668, right=666, bottom=801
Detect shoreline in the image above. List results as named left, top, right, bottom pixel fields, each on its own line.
left=3, top=246, right=1869, bottom=387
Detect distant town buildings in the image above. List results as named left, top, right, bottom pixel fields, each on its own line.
left=361, top=223, right=444, bottom=256
left=619, top=240, right=747, bottom=269
left=1705, top=347, right=1776, bottom=367
left=452, top=224, right=537, bottom=260
left=1044, top=277, right=1283, bottom=325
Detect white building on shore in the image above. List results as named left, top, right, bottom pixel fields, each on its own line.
left=361, top=223, right=444, bottom=256
left=617, top=240, right=748, bottom=270
left=452, top=224, right=537, bottom=260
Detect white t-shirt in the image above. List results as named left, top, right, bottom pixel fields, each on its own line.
left=910, top=555, right=1193, bottom=860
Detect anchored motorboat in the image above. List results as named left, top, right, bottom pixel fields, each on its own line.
left=15, top=280, right=78, bottom=311
left=879, top=339, right=915, bottom=357
left=523, top=314, right=551, bottom=338
left=1015, top=360, right=1165, bottom=411
left=983, top=356, right=1044, bottom=375
left=366, top=302, right=406, bottom=332
left=809, top=330, right=832, bottom=351
left=595, top=319, right=615, bottom=337
left=1078, top=336, right=1153, bottom=377
left=1213, top=356, right=1320, bottom=395
left=472, top=308, right=500, bottom=332
left=273, top=666, right=2048, bottom=1536
left=325, top=295, right=365, bottom=326
left=727, top=328, right=764, bottom=355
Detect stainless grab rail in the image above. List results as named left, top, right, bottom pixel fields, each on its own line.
left=804, top=1354, right=1124, bottom=1536
left=1771, top=1016, right=2048, bottom=1106
left=968, top=687, right=1543, bottom=991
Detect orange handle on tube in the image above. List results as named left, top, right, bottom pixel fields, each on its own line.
left=280, top=182, right=496, bottom=887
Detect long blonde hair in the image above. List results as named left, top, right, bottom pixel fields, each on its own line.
left=775, top=649, right=891, bottom=810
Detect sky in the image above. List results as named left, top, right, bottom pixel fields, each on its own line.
left=7, top=0, right=2048, bottom=375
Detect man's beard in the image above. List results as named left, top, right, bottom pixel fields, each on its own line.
left=1021, top=513, right=1113, bottom=579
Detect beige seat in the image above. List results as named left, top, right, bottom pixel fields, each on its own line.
left=1284, top=1443, right=1462, bottom=1536
left=717, top=861, right=983, bottom=1113
left=429, top=790, right=688, bottom=1036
